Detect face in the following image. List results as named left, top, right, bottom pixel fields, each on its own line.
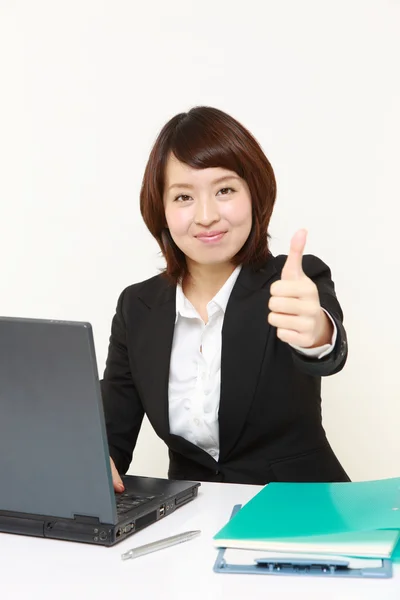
left=163, top=154, right=252, bottom=269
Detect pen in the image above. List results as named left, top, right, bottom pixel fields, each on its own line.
left=121, top=530, right=201, bottom=561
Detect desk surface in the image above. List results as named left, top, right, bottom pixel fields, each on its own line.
left=2, top=481, right=399, bottom=600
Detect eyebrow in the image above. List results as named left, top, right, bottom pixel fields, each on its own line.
left=167, top=174, right=241, bottom=191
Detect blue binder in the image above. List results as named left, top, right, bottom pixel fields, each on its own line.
left=213, top=505, right=393, bottom=579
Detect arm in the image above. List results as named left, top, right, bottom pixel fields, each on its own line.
left=100, top=288, right=144, bottom=475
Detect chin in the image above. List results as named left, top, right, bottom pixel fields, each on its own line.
left=188, top=253, right=237, bottom=266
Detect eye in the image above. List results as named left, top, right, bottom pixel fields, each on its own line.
left=174, top=194, right=192, bottom=202
left=217, top=187, right=235, bottom=196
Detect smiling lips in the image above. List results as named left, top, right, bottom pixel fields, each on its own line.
left=195, top=231, right=227, bottom=244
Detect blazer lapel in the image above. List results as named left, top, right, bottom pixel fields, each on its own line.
left=133, top=281, right=218, bottom=472
left=134, top=278, right=223, bottom=472
left=134, top=280, right=176, bottom=440
left=218, top=258, right=278, bottom=462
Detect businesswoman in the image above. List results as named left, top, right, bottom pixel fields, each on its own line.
left=101, top=106, right=349, bottom=491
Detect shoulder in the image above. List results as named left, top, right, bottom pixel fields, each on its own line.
left=116, top=272, right=175, bottom=315
left=272, top=254, right=332, bottom=280
left=123, top=272, right=170, bottom=298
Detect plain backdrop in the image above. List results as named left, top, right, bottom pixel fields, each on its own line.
left=0, top=0, right=399, bottom=482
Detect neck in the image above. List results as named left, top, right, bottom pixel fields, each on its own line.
left=183, top=261, right=236, bottom=301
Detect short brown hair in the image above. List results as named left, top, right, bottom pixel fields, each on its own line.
left=140, top=106, right=276, bottom=282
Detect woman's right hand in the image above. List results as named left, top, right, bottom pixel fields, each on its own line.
left=110, top=457, right=125, bottom=493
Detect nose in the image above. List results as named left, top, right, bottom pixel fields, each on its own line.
left=194, top=195, right=220, bottom=227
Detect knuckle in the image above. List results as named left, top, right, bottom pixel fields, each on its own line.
left=270, top=282, right=279, bottom=295
left=268, top=296, right=277, bottom=311
left=303, top=279, right=315, bottom=294
left=268, top=312, right=278, bottom=327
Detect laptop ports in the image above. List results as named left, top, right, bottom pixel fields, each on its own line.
left=159, top=504, right=166, bottom=517
left=116, top=523, right=134, bottom=539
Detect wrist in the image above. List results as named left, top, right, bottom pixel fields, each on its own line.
left=311, top=309, right=334, bottom=348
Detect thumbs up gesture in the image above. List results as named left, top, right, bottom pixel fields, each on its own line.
left=268, top=230, right=333, bottom=348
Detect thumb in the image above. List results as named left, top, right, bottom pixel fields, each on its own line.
left=110, top=457, right=125, bottom=492
left=281, top=229, right=307, bottom=280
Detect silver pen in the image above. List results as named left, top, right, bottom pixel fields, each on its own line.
left=121, top=530, right=201, bottom=561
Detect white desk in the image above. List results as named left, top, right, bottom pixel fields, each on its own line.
left=2, top=482, right=399, bottom=600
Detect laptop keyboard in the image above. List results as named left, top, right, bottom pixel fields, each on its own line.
left=115, top=492, right=157, bottom=515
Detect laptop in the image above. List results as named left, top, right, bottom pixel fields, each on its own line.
left=0, top=316, right=200, bottom=546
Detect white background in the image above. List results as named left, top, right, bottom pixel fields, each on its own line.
left=0, top=0, right=399, bottom=482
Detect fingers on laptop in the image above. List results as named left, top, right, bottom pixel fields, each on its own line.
left=110, top=457, right=125, bottom=492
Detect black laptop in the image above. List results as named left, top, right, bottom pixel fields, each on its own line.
left=0, top=316, right=200, bottom=546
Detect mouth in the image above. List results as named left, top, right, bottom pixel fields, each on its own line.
left=195, top=231, right=227, bottom=244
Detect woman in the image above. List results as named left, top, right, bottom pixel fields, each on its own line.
left=101, top=106, right=349, bottom=492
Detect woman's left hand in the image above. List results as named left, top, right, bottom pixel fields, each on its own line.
left=268, top=230, right=333, bottom=349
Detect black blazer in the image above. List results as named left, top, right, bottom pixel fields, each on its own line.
left=100, top=254, right=349, bottom=485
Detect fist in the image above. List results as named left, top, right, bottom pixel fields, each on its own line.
left=268, top=230, right=332, bottom=348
